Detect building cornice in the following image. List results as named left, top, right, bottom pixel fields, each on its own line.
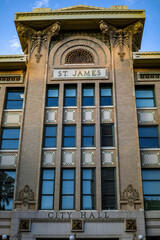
left=133, top=52, right=160, bottom=68
left=0, top=55, right=27, bottom=70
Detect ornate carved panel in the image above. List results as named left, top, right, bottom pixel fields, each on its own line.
left=0, top=152, right=17, bottom=167
left=82, top=109, right=94, bottom=122
left=42, top=151, right=55, bottom=166
left=0, top=75, right=23, bottom=83
left=138, top=111, right=155, bottom=124
left=126, top=219, right=136, bottom=232
left=82, top=151, right=94, bottom=165
left=3, top=112, right=22, bottom=126
left=137, top=72, right=160, bottom=81
left=46, top=110, right=57, bottom=123
left=65, top=49, right=94, bottom=64
left=101, top=109, right=112, bottom=122
left=102, top=151, right=114, bottom=165
left=121, top=185, right=140, bottom=206
left=64, top=110, right=75, bottom=123
left=141, top=152, right=160, bottom=166
left=62, top=151, right=75, bottom=166
left=18, top=185, right=34, bottom=207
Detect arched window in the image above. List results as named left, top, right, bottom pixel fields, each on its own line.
left=65, top=49, right=94, bottom=64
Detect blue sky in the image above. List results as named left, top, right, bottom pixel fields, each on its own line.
left=0, top=0, right=160, bottom=55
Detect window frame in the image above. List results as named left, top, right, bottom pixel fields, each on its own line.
left=82, top=85, right=95, bottom=106
left=0, top=127, right=20, bottom=150
left=82, top=125, right=95, bottom=147
left=135, top=86, right=155, bottom=108
left=101, top=124, right=114, bottom=147
left=64, top=85, right=77, bottom=107
left=63, top=125, right=76, bottom=147
left=138, top=126, right=159, bottom=148
left=5, top=88, right=24, bottom=110
left=43, top=125, right=57, bottom=148
left=46, top=86, right=59, bottom=107
left=100, top=84, right=112, bottom=106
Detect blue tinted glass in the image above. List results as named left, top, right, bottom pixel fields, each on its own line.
left=64, top=98, right=76, bottom=106
left=42, top=181, right=54, bottom=194
left=63, top=170, right=74, bottom=179
left=83, top=88, right=94, bottom=96
left=7, top=91, right=24, bottom=100
left=101, top=88, right=112, bottom=96
left=101, top=96, right=112, bottom=106
left=136, top=90, right=153, bottom=98
left=0, top=198, right=13, bottom=210
left=83, top=126, right=94, bottom=136
left=45, top=126, right=57, bottom=137
left=82, top=97, right=94, bottom=106
left=44, top=138, right=56, bottom=147
left=65, top=89, right=76, bottom=97
left=82, top=137, right=94, bottom=147
left=43, top=170, right=54, bottom=180
left=83, top=196, right=92, bottom=210
left=142, top=170, right=160, bottom=180
left=83, top=181, right=91, bottom=194
left=47, top=98, right=58, bottom=107
left=139, top=127, right=158, bottom=137
left=136, top=99, right=154, bottom=108
left=1, top=140, right=19, bottom=149
left=139, top=138, right=159, bottom=148
left=62, top=196, right=74, bottom=209
left=3, top=128, right=20, bottom=139
left=41, top=196, right=53, bottom=209
left=48, top=89, right=58, bottom=97
left=6, top=101, right=23, bottom=109
left=83, top=169, right=92, bottom=179
left=64, top=126, right=75, bottom=136
left=144, top=196, right=160, bottom=200
left=143, top=182, right=160, bottom=195
left=63, top=137, right=75, bottom=147
left=62, top=181, right=74, bottom=194
left=5, top=171, right=16, bottom=179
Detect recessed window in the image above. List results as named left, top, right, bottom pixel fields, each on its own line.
left=0, top=128, right=20, bottom=150
left=135, top=86, right=155, bottom=108
left=82, top=85, right=94, bottom=106
left=61, top=169, right=75, bottom=210
left=100, top=85, right=112, bottom=106
left=64, top=85, right=77, bottom=106
left=65, top=49, right=94, bottom=64
left=5, top=88, right=24, bottom=109
left=82, top=169, right=96, bottom=210
left=102, top=168, right=116, bottom=210
left=0, top=170, right=16, bottom=210
left=138, top=126, right=159, bottom=148
left=82, top=125, right=95, bottom=147
left=63, top=125, right=76, bottom=147
left=142, top=169, right=160, bottom=210
left=46, top=86, right=59, bottom=107
left=43, top=125, right=57, bottom=148
left=40, top=169, right=55, bottom=210
left=101, top=124, right=114, bottom=147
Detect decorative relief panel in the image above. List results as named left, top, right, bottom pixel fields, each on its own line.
left=102, top=151, right=114, bottom=165
left=82, top=110, right=94, bottom=122
left=137, top=72, right=160, bottom=81
left=141, top=152, right=160, bottom=166
left=46, top=110, right=57, bottom=123
left=138, top=111, right=155, bottom=124
left=3, top=112, right=22, bottom=126
left=82, top=151, right=94, bottom=166
left=0, top=74, right=23, bottom=83
left=64, top=110, right=75, bottom=123
left=62, top=151, right=75, bottom=166
left=101, top=109, right=112, bottom=122
left=42, top=151, right=55, bottom=166
left=0, top=152, right=17, bottom=167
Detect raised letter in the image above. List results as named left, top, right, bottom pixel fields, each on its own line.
left=81, top=212, right=87, bottom=219
left=67, top=212, right=72, bottom=218
left=60, top=212, right=66, bottom=218
left=89, top=212, right=95, bottom=218
left=48, top=212, right=53, bottom=218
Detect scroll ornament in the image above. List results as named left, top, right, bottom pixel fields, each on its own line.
left=18, top=185, right=34, bottom=207
left=121, top=184, right=140, bottom=206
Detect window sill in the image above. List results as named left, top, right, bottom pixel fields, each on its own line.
left=140, top=148, right=160, bottom=151
left=137, top=107, right=157, bottom=110
left=101, top=147, right=115, bottom=150
left=100, top=106, right=114, bottom=108
left=42, top=148, right=57, bottom=150
left=45, top=107, right=59, bottom=109
left=0, top=150, right=18, bottom=152
left=63, top=106, right=77, bottom=109
left=3, top=109, right=22, bottom=112
left=81, top=147, right=96, bottom=150
left=81, top=106, right=95, bottom=109
left=62, top=147, right=77, bottom=150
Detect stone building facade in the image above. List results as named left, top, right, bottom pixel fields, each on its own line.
left=0, top=4, right=160, bottom=240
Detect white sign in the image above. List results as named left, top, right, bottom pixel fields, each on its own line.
left=52, top=68, right=108, bottom=80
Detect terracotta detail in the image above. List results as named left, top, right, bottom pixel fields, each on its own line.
left=121, top=184, right=140, bottom=206
left=18, top=185, right=34, bottom=207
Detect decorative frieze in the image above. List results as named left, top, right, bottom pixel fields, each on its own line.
left=42, top=151, right=55, bottom=166
left=141, top=152, right=160, bottom=166
left=102, top=151, right=114, bottom=165
left=64, top=110, right=75, bottom=123
left=137, top=72, right=160, bottom=81
left=62, top=151, right=75, bottom=166
left=101, top=109, right=112, bottom=122
left=82, top=151, right=94, bottom=165
left=0, top=75, right=23, bottom=83
left=46, top=110, right=57, bottom=123
left=3, top=112, right=22, bottom=125
left=138, top=111, right=155, bottom=123
left=82, top=109, right=94, bottom=122
left=0, top=152, right=17, bottom=167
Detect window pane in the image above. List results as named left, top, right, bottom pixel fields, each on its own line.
left=1, top=140, right=19, bottom=149
left=42, top=181, right=54, bottom=194
left=83, top=181, right=92, bottom=194
left=64, top=126, right=75, bottom=136
left=82, top=97, right=94, bottom=106
left=64, top=98, right=76, bottom=106
left=44, top=138, right=56, bottom=147
left=63, top=137, right=75, bottom=147
left=6, top=101, right=23, bottom=109
left=143, top=182, right=160, bottom=195
left=43, top=170, right=54, bottom=180
left=0, top=198, right=13, bottom=210
left=48, top=89, right=58, bottom=97
left=83, top=88, right=94, bottom=96
left=136, top=99, right=154, bottom=108
left=47, top=98, right=58, bottom=107
left=139, top=127, right=158, bottom=137
left=82, top=137, right=94, bottom=147
left=142, top=170, right=160, bottom=180
left=65, top=89, right=76, bottom=97
left=45, top=126, right=57, bottom=137
left=136, top=90, right=153, bottom=98
left=41, top=196, right=53, bottom=210
left=2, top=128, right=20, bottom=139
left=83, top=169, right=92, bottom=179
left=139, top=138, right=159, bottom=148
left=7, top=91, right=24, bottom=100
left=62, top=181, right=74, bottom=194
left=101, top=88, right=112, bottom=97
left=101, top=96, right=112, bottom=106
left=102, top=125, right=112, bottom=135
left=62, top=196, right=74, bottom=209
left=63, top=170, right=74, bottom=179
left=83, top=126, right=94, bottom=136
left=102, top=136, right=113, bottom=146
left=83, top=196, right=92, bottom=209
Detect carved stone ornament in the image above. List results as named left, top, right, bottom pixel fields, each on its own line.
left=121, top=184, right=140, bottom=206
left=17, top=21, right=61, bottom=63
left=99, top=20, right=143, bottom=61
left=18, top=185, right=34, bottom=207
